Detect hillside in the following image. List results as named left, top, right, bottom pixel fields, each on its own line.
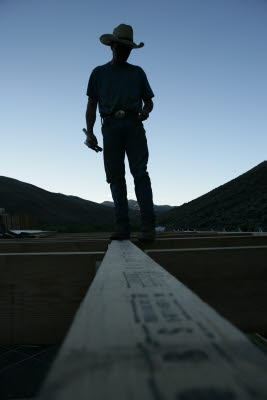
left=101, top=200, right=173, bottom=213
left=0, top=176, right=139, bottom=231
left=157, top=161, right=267, bottom=231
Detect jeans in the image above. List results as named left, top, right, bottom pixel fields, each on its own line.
left=101, top=114, right=156, bottom=229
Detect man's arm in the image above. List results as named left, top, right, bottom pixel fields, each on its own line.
left=86, top=97, right=98, bottom=134
left=84, top=97, right=100, bottom=150
left=143, top=98, right=153, bottom=114
left=140, top=98, right=153, bottom=120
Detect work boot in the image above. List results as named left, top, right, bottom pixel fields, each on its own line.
left=110, top=225, right=131, bottom=240
left=137, top=226, right=156, bottom=241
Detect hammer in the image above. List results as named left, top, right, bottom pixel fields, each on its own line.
left=82, top=129, right=103, bottom=152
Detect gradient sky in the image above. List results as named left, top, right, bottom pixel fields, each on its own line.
left=1, top=0, right=266, bottom=206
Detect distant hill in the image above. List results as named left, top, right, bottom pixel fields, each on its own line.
left=101, top=200, right=174, bottom=213
left=157, top=161, right=267, bottom=231
left=0, top=176, right=139, bottom=231
left=2, top=161, right=266, bottom=233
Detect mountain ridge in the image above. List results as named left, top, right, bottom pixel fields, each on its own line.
left=1, top=160, right=266, bottom=232
left=0, top=176, right=139, bottom=230
left=157, top=161, right=267, bottom=231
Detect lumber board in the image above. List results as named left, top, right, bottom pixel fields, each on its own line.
left=146, top=246, right=267, bottom=331
left=0, top=238, right=110, bottom=243
left=37, top=240, right=267, bottom=400
left=136, top=235, right=267, bottom=250
left=151, top=232, right=257, bottom=237
left=179, top=279, right=267, bottom=331
left=246, top=334, right=267, bottom=356
left=145, top=246, right=267, bottom=279
left=0, top=240, right=109, bottom=253
left=0, top=234, right=263, bottom=252
left=0, top=252, right=105, bottom=344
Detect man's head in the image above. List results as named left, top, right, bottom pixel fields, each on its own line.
left=110, top=41, right=132, bottom=64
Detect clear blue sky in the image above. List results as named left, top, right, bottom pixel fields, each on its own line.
left=1, top=0, right=266, bottom=206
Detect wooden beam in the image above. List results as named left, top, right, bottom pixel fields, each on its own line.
left=178, top=279, right=267, bottom=332
left=246, top=333, right=267, bottom=356
left=1, top=235, right=266, bottom=253
left=38, top=240, right=267, bottom=400
left=0, top=237, right=111, bottom=243
left=0, top=239, right=109, bottom=253
left=152, top=231, right=260, bottom=237
left=146, top=246, right=267, bottom=331
left=136, top=235, right=267, bottom=250
left=0, top=252, right=105, bottom=344
left=145, top=246, right=267, bottom=279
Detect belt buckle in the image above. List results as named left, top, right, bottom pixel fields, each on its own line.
left=114, top=110, right=126, bottom=119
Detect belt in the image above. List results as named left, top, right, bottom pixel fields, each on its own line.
left=102, top=110, right=138, bottom=120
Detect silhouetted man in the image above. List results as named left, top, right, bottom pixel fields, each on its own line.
left=85, top=24, right=156, bottom=241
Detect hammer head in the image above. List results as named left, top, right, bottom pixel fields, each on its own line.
left=84, top=140, right=103, bottom=152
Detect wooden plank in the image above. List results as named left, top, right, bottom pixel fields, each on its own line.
left=153, top=231, right=258, bottom=237
left=179, top=279, right=267, bottom=332
left=47, top=233, right=112, bottom=237
left=36, top=232, right=258, bottom=240
left=246, top=334, right=267, bottom=356
left=136, top=235, right=267, bottom=250
left=0, top=234, right=261, bottom=245
left=1, top=235, right=266, bottom=253
left=0, top=240, right=109, bottom=253
left=145, top=246, right=267, bottom=279
left=1, top=231, right=261, bottom=243
left=0, top=238, right=110, bottom=243
left=0, top=252, right=105, bottom=344
left=0, top=236, right=111, bottom=242
left=38, top=240, right=267, bottom=400
left=146, top=246, right=267, bottom=331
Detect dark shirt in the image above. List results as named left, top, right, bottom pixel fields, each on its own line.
left=86, top=61, right=154, bottom=116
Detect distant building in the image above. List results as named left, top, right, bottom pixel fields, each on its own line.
left=0, top=212, right=38, bottom=232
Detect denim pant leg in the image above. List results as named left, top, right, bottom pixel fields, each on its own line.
left=125, top=119, right=156, bottom=228
left=110, top=178, right=130, bottom=228
left=101, top=119, right=130, bottom=228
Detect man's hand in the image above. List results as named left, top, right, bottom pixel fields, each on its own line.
left=82, top=129, right=102, bottom=152
left=137, top=109, right=149, bottom=121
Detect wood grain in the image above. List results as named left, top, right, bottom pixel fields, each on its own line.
left=37, top=240, right=267, bottom=400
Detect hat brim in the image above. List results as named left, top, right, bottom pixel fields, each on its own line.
left=99, top=34, right=144, bottom=49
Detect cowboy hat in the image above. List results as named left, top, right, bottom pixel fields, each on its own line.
left=99, top=24, right=144, bottom=49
